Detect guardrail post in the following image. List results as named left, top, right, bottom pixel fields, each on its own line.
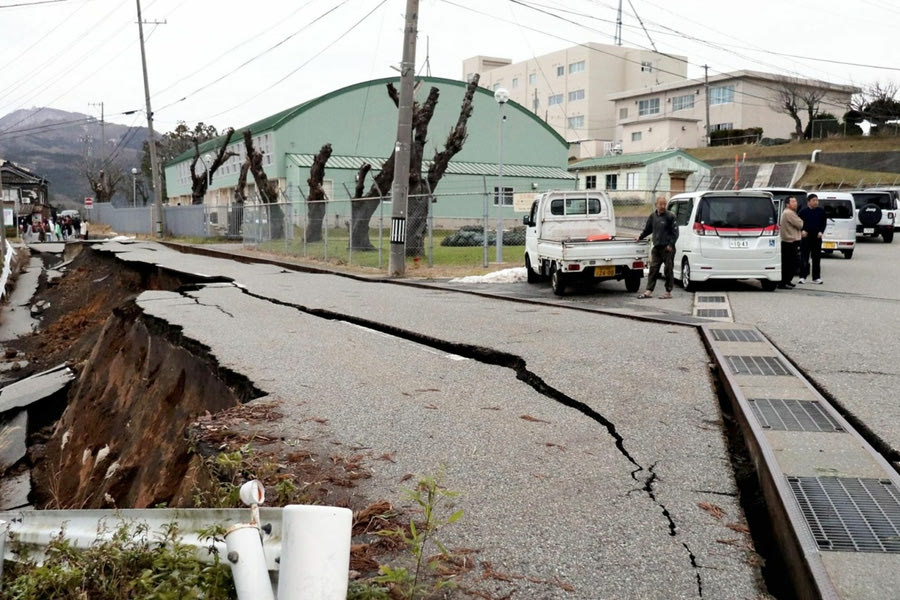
left=277, top=505, right=352, bottom=600
left=224, top=481, right=275, bottom=600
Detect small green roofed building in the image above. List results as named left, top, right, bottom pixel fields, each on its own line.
left=568, top=149, right=711, bottom=204
left=164, top=76, right=575, bottom=228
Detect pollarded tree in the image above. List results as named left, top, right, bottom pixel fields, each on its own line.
left=142, top=121, right=220, bottom=201
left=188, top=127, right=238, bottom=205
left=306, top=143, right=333, bottom=243
left=241, top=129, right=284, bottom=238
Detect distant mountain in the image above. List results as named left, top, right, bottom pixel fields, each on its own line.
left=0, top=107, right=149, bottom=208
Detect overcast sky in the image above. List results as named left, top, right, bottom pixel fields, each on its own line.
left=1, top=0, right=898, bottom=135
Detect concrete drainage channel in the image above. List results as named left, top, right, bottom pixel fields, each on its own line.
left=701, top=323, right=900, bottom=600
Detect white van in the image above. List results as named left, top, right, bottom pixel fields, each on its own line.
left=667, top=191, right=780, bottom=291
left=817, top=192, right=856, bottom=259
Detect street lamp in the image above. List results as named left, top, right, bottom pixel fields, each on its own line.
left=198, top=153, right=213, bottom=197
left=131, top=168, right=138, bottom=208
left=494, top=87, right=509, bottom=263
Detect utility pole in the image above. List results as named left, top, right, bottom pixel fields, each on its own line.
left=388, top=0, right=419, bottom=277
left=704, top=65, right=711, bottom=147
left=0, top=150, right=5, bottom=257
left=89, top=101, right=105, bottom=165
left=136, top=0, right=166, bottom=237
left=615, top=0, right=622, bottom=45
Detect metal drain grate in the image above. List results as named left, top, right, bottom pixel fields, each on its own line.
left=697, top=295, right=727, bottom=303
left=697, top=308, right=730, bottom=318
left=788, top=477, right=900, bottom=553
left=725, top=355, right=791, bottom=376
left=711, top=329, right=761, bottom=342
left=748, top=398, right=844, bottom=432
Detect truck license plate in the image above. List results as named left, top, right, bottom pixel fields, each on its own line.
left=822, top=241, right=836, bottom=249
left=594, top=265, right=615, bottom=277
left=728, top=239, right=750, bottom=248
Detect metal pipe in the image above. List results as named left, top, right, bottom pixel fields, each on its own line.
left=0, top=519, right=6, bottom=589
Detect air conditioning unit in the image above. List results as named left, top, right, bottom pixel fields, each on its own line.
left=611, top=143, right=623, bottom=155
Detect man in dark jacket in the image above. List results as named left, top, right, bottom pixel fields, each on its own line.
left=798, top=193, right=826, bottom=284
left=636, top=196, right=679, bottom=298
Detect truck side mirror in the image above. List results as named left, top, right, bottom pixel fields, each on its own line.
left=523, top=215, right=531, bottom=226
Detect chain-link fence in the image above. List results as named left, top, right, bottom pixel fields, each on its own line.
left=238, top=189, right=527, bottom=271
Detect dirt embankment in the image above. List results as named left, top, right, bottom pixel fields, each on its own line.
left=11, top=247, right=250, bottom=508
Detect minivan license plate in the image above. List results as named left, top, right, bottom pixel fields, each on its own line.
left=728, top=239, right=750, bottom=248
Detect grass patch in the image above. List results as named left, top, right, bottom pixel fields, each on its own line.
left=797, top=163, right=900, bottom=189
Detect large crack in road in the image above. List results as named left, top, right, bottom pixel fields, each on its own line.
left=194, top=281, right=708, bottom=597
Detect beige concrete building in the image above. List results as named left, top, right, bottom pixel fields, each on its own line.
left=608, top=70, right=858, bottom=154
left=463, top=43, right=687, bottom=154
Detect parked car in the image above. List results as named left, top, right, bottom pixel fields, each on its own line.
left=441, top=226, right=496, bottom=247
left=865, top=187, right=900, bottom=231
left=745, top=187, right=808, bottom=214
left=850, top=190, right=895, bottom=243
left=667, top=190, right=780, bottom=291
left=817, top=192, right=856, bottom=259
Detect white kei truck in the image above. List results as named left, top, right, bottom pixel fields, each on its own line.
left=522, top=190, right=650, bottom=296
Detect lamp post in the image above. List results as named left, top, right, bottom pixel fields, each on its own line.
left=494, top=87, right=509, bottom=263
left=198, top=153, right=213, bottom=196
left=131, top=168, right=138, bottom=208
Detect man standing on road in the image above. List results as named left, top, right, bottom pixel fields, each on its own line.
left=798, top=193, right=826, bottom=284
left=636, top=196, right=679, bottom=299
left=778, top=196, right=803, bottom=289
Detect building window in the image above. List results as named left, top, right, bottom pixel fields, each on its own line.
left=711, top=122, right=734, bottom=131
left=568, top=89, right=585, bottom=102
left=556, top=65, right=564, bottom=76
left=548, top=94, right=563, bottom=106
left=493, top=186, right=514, bottom=206
left=710, top=84, right=735, bottom=105
left=626, top=173, right=639, bottom=190
left=641, top=61, right=653, bottom=72
left=511, top=77, right=518, bottom=88
left=568, top=60, right=585, bottom=74
left=638, top=98, right=660, bottom=116
left=585, top=175, right=597, bottom=189
left=605, top=174, right=618, bottom=190
left=568, top=115, right=585, bottom=128
left=529, top=73, right=536, bottom=84
left=672, top=94, right=694, bottom=111
left=619, top=107, right=628, bottom=119
left=631, top=131, right=642, bottom=141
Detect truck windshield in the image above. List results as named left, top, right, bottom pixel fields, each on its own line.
left=549, top=197, right=602, bottom=216
left=698, top=196, right=776, bottom=228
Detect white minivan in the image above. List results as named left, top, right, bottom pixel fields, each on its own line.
left=667, top=191, right=780, bottom=291
left=817, top=192, right=856, bottom=259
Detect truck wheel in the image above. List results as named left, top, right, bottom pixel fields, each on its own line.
left=843, top=249, right=854, bottom=259
left=883, top=230, right=894, bottom=243
left=525, top=254, right=540, bottom=283
left=681, top=258, right=695, bottom=292
left=550, top=264, right=566, bottom=296
left=624, top=270, right=641, bottom=293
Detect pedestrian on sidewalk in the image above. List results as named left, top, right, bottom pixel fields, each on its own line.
left=778, top=196, right=803, bottom=289
left=636, top=196, right=679, bottom=299
left=798, top=193, right=826, bottom=284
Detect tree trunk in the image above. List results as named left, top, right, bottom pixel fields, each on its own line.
left=189, top=128, right=237, bottom=205
left=231, top=161, right=249, bottom=237
left=350, top=163, right=375, bottom=250
left=243, top=130, right=284, bottom=239
left=306, top=143, right=332, bottom=243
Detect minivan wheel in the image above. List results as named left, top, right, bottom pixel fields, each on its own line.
left=681, top=258, right=694, bottom=292
left=761, top=280, right=777, bottom=292
left=883, top=230, right=894, bottom=243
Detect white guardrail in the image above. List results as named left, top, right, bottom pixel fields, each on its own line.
left=0, top=241, right=15, bottom=301
left=0, top=481, right=352, bottom=599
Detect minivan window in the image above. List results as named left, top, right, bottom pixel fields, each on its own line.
left=820, top=199, right=854, bottom=220
left=671, top=200, right=693, bottom=226
left=698, top=196, right=776, bottom=228
left=851, top=192, right=892, bottom=210
left=549, top=197, right=602, bottom=216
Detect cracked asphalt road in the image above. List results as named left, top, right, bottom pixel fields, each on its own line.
left=105, top=240, right=764, bottom=599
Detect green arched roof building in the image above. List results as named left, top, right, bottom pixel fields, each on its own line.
left=164, top=76, right=575, bottom=220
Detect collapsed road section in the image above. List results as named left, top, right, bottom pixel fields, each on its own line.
left=1, top=241, right=768, bottom=598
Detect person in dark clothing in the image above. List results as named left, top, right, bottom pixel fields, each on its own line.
left=636, top=196, right=679, bottom=298
left=798, top=193, right=826, bottom=284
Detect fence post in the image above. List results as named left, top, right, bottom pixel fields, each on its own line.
left=277, top=505, right=352, bottom=600
left=342, top=183, right=355, bottom=267
left=425, top=180, right=435, bottom=268
left=297, top=186, right=309, bottom=259
left=481, top=175, right=489, bottom=268
left=373, top=181, right=385, bottom=271
left=0, top=519, right=6, bottom=588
